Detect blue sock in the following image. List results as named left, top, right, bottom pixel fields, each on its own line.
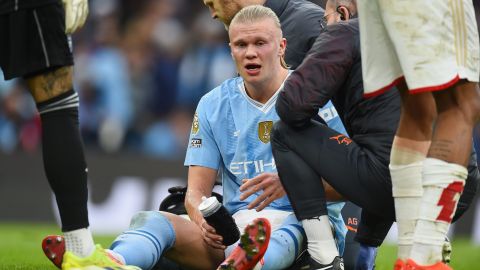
left=261, top=215, right=305, bottom=270
left=110, top=211, right=176, bottom=270
left=355, top=243, right=377, bottom=270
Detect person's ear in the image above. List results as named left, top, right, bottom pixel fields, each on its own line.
left=229, top=43, right=234, bottom=59
left=337, top=5, right=350, bottom=21
left=279, top=38, right=287, bottom=56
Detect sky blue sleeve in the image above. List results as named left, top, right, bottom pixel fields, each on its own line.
left=184, top=96, right=222, bottom=170
left=320, top=100, right=347, bottom=135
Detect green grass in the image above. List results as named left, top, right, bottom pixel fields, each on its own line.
left=374, top=239, right=480, bottom=270
left=1, top=222, right=479, bottom=269
left=0, top=223, right=113, bottom=270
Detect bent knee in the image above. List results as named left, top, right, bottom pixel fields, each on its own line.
left=129, top=211, right=171, bottom=229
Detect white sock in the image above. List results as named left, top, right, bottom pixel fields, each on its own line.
left=390, top=162, right=424, bottom=260
left=395, top=197, right=422, bottom=259
left=302, top=215, right=338, bottom=264
left=64, top=228, right=96, bottom=258
left=389, top=139, right=429, bottom=260
left=411, top=158, right=467, bottom=265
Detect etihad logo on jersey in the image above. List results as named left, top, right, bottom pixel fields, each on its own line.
left=191, top=112, right=199, bottom=134
left=230, top=158, right=276, bottom=175
left=258, top=121, right=273, bottom=143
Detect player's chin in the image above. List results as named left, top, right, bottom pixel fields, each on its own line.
left=241, top=71, right=262, bottom=83
left=242, top=77, right=263, bottom=86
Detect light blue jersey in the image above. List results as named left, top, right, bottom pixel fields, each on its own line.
left=185, top=75, right=347, bottom=253
left=109, top=75, right=348, bottom=270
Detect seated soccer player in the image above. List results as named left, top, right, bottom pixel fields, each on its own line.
left=43, top=5, right=347, bottom=270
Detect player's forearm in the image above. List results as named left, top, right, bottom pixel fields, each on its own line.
left=185, top=188, right=208, bottom=226
left=186, top=166, right=218, bottom=226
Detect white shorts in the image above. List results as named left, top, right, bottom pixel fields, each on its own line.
left=225, top=209, right=296, bottom=257
left=232, top=209, right=293, bottom=232
left=358, top=0, right=480, bottom=97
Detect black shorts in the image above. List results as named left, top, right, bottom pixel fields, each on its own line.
left=0, top=2, right=73, bottom=80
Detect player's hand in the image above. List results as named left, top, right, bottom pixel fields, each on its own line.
left=200, top=219, right=226, bottom=250
left=239, top=172, right=286, bottom=211
left=62, top=0, right=89, bottom=34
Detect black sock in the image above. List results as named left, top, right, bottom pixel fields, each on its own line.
left=37, top=89, right=89, bottom=231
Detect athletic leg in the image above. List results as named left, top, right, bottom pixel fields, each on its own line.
left=27, top=65, right=97, bottom=258
left=271, top=120, right=394, bottom=219
left=111, top=211, right=224, bottom=270
left=261, top=214, right=305, bottom=270
left=389, top=83, right=435, bottom=260
left=411, top=81, right=480, bottom=265
left=271, top=120, right=394, bottom=265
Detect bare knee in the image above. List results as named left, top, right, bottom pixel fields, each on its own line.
left=460, top=83, right=480, bottom=124
left=434, top=81, right=480, bottom=125
left=26, top=66, right=73, bottom=103
left=398, top=91, right=436, bottom=139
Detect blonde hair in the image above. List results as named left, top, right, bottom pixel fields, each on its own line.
left=230, top=5, right=289, bottom=69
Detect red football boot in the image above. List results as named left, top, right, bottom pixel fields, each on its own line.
left=42, top=235, right=65, bottom=269
left=405, top=259, right=453, bottom=270
left=394, top=259, right=406, bottom=270
left=217, top=218, right=271, bottom=270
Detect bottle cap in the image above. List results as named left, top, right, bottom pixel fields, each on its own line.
left=198, top=196, right=222, bottom=217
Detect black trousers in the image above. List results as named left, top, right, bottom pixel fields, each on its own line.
left=271, top=120, right=395, bottom=220
left=271, top=120, right=479, bottom=249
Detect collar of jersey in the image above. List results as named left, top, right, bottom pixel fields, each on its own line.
left=237, top=71, right=292, bottom=114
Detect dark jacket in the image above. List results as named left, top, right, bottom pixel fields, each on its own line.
left=276, top=19, right=401, bottom=164
left=265, top=0, right=324, bottom=69
left=0, top=0, right=59, bottom=14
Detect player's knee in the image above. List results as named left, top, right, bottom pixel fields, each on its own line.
left=401, top=93, right=436, bottom=134
left=463, top=91, right=480, bottom=124
left=27, top=66, right=74, bottom=103
left=436, top=82, right=480, bottom=124
left=129, top=211, right=173, bottom=231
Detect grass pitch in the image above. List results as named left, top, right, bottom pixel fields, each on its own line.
left=0, top=222, right=479, bottom=270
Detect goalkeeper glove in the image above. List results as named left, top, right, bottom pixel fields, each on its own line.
left=62, top=0, right=89, bottom=34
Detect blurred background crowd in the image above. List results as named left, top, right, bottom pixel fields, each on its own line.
left=0, top=0, right=479, bottom=161
left=1, top=0, right=238, bottom=159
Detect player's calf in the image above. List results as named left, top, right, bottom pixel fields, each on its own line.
left=410, top=158, right=466, bottom=266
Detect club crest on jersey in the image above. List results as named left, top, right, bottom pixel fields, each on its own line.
left=191, top=112, right=199, bottom=134
left=258, top=121, right=273, bottom=143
